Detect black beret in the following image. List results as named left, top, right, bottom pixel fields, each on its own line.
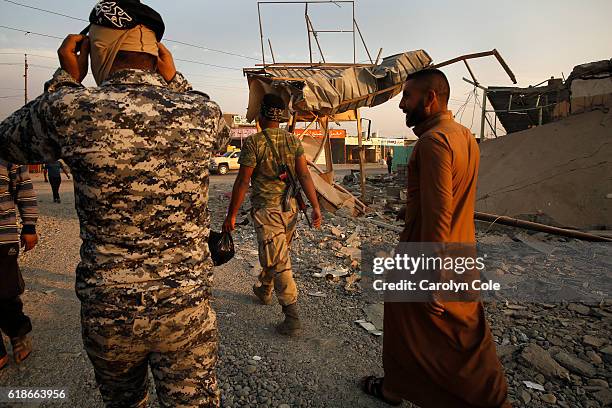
left=88, top=0, right=165, bottom=41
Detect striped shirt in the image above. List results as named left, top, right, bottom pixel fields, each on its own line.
left=0, top=160, right=38, bottom=245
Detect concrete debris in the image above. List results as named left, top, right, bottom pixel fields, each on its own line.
left=215, top=161, right=609, bottom=407
left=354, top=319, right=383, bottom=336
left=321, top=265, right=349, bottom=278
left=553, top=352, right=597, bottom=377
left=522, top=381, right=545, bottom=392
left=520, top=344, right=570, bottom=380
left=344, top=274, right=360, bottom=291
left=363, top=303, right=384, bottom=333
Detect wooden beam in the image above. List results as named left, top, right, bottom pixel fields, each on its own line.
left=355, top=109, right=366, bottom=200
left=475, top=212, right=612, bottom=242
left=320, top=116, right=334, bottom=174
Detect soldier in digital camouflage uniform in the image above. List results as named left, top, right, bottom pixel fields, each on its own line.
left=223, top=94, right=322, bottom=336
left=0, top=1, right=230, bottom=407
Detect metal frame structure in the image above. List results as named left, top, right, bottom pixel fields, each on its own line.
left=257, top=1, right=373, bottom=67
left=429, top=48, right=519, bottom=141
left=253, top=0, right=378, bottom=201
left=253, top=3, right=518, bottom=201
left=463, top=76, right=563, bottom=140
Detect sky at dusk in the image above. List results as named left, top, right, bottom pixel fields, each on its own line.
left=1, top=0, right=610, bottom=137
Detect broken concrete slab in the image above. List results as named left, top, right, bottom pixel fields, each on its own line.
left=520, top=344, right=570, bottom=380
left=554, top=351, right=597, bottom=377
left=354, top=319, right=382, bottom=336
left=363, top=303, right=383, bottom=332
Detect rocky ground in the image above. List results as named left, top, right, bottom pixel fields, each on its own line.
left=0, top=172, right=610, bottom=408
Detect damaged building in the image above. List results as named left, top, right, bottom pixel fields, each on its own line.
left=476, top=59, right=612, bottom=231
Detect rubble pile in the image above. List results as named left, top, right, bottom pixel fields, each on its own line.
left=210, top=171, right=610, bottom=407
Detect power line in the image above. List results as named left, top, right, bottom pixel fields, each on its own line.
left=0, top=24, right=63, bottom=40
left=0, top=52, right=55, bottom=59
left=29, top=64, right=56, bottom=69
left=0, top=62, right=55, bottom=69
left=2, top=0, right=259, bottom=61
left=0, top=95, right=21, bottom=99
left=0, top=25, right=243, bottom=71
left=3, top=0, right=87, bottom=22
left=165, top=39, right=258, bottom=62
left=175, top=58, right=242, bottom=71
left=190, top=83, right=248, bottom=91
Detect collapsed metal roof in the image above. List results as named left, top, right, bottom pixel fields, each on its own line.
left=485, top=59, right=611, bottom=134
left=487, top=81, right=568, bottom=134
left=243, top=50, right=432, bottom=121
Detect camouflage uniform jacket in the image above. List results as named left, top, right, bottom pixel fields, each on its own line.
left=238, top=128, right=304, bottom=210
left=0, top=68, right=230, bottom=301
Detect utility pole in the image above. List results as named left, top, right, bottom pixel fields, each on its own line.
left=24, top=53, right=28, bottom=104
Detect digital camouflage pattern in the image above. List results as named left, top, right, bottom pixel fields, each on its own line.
left=0, top=68, right=230, bottom=299
left=238, top=128, right=304, bottom=210
left=0, top=67, right=230, bottom=407
left=82, top=289, right=219, bottom=407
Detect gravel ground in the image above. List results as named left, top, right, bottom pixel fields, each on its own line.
left=0, top=174, right=609, bottom=408
left=0, top=175, right=388, bottom=408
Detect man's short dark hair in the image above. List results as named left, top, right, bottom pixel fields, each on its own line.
left=262, top=93, right=286, bottom=110
left=406, top=68, right=450, bottom=104
left=114, top=51, right=157, bottom=69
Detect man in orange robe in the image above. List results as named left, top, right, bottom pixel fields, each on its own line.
left=362, top=69, right=511, bottom=408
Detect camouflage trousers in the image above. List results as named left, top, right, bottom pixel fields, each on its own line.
left=253, top=206, right=299, bottom=306
left=80, top=286, right=219, bottom=408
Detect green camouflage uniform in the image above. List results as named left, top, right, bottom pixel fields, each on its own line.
left=0, top=68, right=230, bottom=408
left=238, top=128, right=304, bottom=306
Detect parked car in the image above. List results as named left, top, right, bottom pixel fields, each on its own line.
left=209, top=150, right=241, bottom=175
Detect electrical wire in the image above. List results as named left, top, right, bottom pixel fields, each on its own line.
left=0, top=25, right=244, bottom=71
left=0, top=52, right=55, bottom=59
left=2, top=0, right=259, bottom=61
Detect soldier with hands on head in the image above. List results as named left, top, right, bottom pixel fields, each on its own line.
left=0, top=1, right=230, bottom=406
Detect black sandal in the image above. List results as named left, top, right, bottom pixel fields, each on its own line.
left=361, top=375, right=402, bottom=406
left=10, top=335, right=32, bottom=364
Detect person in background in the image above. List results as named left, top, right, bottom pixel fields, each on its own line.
left=0, top=160, right=38, bottom=370
left=223, top=94, right=322, bottom=337
left=385, top=151, right=393, bottom=174
left=43, top=160, right=71, bottom=203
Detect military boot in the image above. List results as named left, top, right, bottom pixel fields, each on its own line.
left=252, top=284, right=273, bottom=305
left=276, top=303, right=302, bottom=336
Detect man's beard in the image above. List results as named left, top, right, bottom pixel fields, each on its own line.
left=404, top=98, right=427, bottom=128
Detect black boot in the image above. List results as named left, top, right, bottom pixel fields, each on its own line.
left=276, top=303, right=302, bottom=336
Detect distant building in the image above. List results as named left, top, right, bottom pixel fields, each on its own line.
left=223, top=113, right=257, bottom=150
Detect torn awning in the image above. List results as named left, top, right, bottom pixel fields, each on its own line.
left=243, top=49, right=432, bottom=121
